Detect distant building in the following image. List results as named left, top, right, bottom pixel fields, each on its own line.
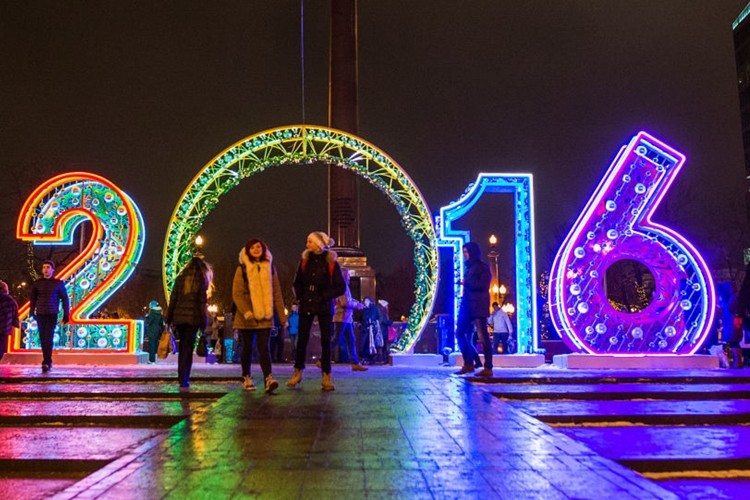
left=733, top=4, right=750, bottom=223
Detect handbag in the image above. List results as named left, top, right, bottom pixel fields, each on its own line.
left=157, top=329, right=172, bottom=359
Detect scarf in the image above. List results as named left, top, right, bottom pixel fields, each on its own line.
left=240, top=251, right=273, bottom=321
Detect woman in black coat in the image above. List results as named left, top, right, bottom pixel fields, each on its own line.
left=166, top=256, right=213, bottom=390
left=286, top=231, right=345, bottom=391
left=455, top=241, right=493, bottom=377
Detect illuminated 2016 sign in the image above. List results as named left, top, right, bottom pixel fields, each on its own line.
left=15, top=172, right=145, bottom=352
left=437, top=174, right=537, bottom=353
left=549, top=132, right=715, bottom=354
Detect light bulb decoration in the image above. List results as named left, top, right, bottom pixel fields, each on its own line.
left=437, top=173, right=538, bottom=353
left=15, top=172, right=145, bottom=352
left=163, top=125, right=438, bottom=353
left=548, top=131, right=715, bottom=354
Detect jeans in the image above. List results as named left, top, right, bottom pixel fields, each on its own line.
left=456, top=316, right=492, bottom=369
left=333, top=321, right=359, bottom=364
left=492, top=331, right=509, bottom=354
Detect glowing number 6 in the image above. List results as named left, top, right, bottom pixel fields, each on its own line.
left=15, top=172, right=145, bottom=353
left=549, top=132, right=715, bottom=355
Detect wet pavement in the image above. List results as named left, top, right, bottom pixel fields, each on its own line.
left=1, top=362, right=749, bottom=498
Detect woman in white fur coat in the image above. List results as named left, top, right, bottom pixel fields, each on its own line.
left=232, top=239, right=287, bottom=393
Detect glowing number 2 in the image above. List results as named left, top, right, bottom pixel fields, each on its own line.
left=549, top=132, right=715, bottom=355
left=15, top=172, right=145, bottom=353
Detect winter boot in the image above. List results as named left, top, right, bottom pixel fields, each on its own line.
left=265, top=374, right=279, bottom=393
left=242, top=375, right=256, bottom=391
left=286, top=368, right=302, bottom=388
left=321, top=372, right=335, bottom=392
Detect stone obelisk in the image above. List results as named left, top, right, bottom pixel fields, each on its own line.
left=328, top=0, right=375, bottom=300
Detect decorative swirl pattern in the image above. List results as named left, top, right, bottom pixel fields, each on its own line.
left=16, top=172, right=145, bottom=352
left=163, top=125, right=437, bottom=353
left=549, top=132, right=715, bottom=354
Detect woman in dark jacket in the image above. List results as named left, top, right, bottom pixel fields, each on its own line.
left=287, top=231, right=345, bottom=391
left=455, top=241, right=493, bottom=377
left=144, top=300, right=165, bottom=364
left=166, top=256, right=213, bottom=389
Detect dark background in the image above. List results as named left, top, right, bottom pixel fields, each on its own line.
left=2, top=1, right=749, bottom=313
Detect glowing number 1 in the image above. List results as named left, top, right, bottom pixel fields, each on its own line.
left=15, top=172, right=145, bottom=353
left=549, top=132, right=715, bottom=355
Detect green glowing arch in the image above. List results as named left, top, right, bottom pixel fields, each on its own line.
left=163, top=125, right=438, bottom=352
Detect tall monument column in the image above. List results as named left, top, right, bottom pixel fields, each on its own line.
left=328, top=0, right=375, bottom=300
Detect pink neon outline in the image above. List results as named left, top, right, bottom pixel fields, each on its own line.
left=549, top=131, right=715, bottom=356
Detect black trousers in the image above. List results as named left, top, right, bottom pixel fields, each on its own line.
left=36, top=314, right=58, bottom=366
left=174, top=324, right=199, bottom=385
left=238, top=328, right=272, bottom=379
left=296, top=314, right=332, bottom=373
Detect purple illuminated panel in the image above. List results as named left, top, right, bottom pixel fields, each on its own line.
left=549, top=132, right=715, bottom=355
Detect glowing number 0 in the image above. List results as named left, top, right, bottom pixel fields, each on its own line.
left=549, top=132, right=715, bottom=355
left=15, top=172, right=145, bottom=353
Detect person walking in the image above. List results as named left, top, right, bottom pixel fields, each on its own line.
left=287, top=231, right=345, bottom=391
left=166, top=255, right=213, bottom=390
left=144, top=300, right=165, bottom=364
left=360, top=297, right=383, bottom=364
left=0, top=281, right=20, bottom=362
left=29, top=260, right=69, bottom=372
left=269, top=312, right=284, bottom=364
left=333, top=268, right=366, bottom=371
left=454, top=242, right=493, bottom=377
left=488, top=302, right=513, bottom=354
left=287, top=303, right=299, bottom=362
left=232, top=239, right=287, bottom=393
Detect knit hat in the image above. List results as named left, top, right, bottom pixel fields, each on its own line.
left=308, top=231, right=335, bottom=252
left=148, top=300, right=161, bottom=311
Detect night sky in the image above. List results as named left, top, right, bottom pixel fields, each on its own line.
left=2, top=1, right=749, bottom=289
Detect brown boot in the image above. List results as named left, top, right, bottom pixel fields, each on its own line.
left=286, top=368, right=302, bottom=388
left=321, top=372, right=335, bottom=391
left=454, top=365, right=475, bottom=375
left=352, top=363, right=368, bottom=372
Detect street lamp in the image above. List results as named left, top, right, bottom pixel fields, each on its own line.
left=193, top=235, right=205, bottom=258
left=488, top=234, right=500, bottom=304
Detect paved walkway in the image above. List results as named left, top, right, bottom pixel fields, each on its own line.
left=8, top=364, right=677, bottom=500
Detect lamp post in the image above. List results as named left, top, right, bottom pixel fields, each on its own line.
left=488, top=234, right=500, bottom=304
